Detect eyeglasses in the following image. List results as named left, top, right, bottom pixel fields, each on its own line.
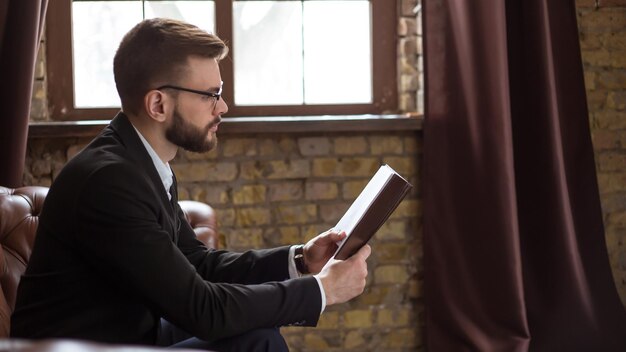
left=156, top=81, right=223, bottom=109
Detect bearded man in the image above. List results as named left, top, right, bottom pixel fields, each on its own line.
left=11, top=18, right=370, bottom=352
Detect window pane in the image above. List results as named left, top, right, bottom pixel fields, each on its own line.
left=145, top=1, right=215, bottom=33
left=303, top=1, right=372, bottom=104
left=72, top=1, right=143, bottom=108
left=233, top=1, right=303, bottom=106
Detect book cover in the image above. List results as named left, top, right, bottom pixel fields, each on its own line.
left=332, top=164, right=413, bottom=260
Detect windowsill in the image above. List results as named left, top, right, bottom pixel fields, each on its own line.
left=28, top=114, right=424, bottom=138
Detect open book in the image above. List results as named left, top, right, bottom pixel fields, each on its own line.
left=332, top=164, right=413, bottom=260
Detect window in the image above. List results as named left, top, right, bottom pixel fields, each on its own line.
left=46, top=0, right=396, bottom=120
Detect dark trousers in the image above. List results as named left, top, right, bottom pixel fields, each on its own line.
left=156, top=319, right=289, bottom=352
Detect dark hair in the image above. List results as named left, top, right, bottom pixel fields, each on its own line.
left=113, top=18, right=228, bottom=115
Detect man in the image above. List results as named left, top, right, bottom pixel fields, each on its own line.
left=11, top=18, right=370, bottom=351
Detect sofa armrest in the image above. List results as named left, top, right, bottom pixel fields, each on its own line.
left=178, top=200, right=219, bottom=250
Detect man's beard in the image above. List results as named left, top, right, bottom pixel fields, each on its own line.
left=165, top=106, right=218, bottom=153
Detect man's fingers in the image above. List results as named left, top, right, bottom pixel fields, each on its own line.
left=314, top=230, right=346, bottom=245
left=351, top=244, right=371, bottom=261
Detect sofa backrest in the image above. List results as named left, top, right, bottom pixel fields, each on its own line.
left=0, top=186, right=218, bottom=338
left=0, top=186, right=48, bottom=337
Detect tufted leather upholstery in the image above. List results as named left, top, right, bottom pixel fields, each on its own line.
left=0, top=186, right=219, bottom=339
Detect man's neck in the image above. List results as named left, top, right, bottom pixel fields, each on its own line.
left=126, top=112, right=177, bottom=163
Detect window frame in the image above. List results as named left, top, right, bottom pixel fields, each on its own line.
left=46, top=0, right=397, bottom=120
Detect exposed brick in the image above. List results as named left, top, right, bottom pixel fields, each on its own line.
left=576, top=0, right=598, bottom=9
left=596, top=110, right=626, bottom=129
left=607, top=92, right=626, bottom=110
left=582, top=49, right=612, bottom=67
left=398, top=17, right=417, bottom=37
left=391, top=199, right=421, bottom=219
left=274, top=204, right=317, bottom=224
left=592, top=130, right=624, bottom=149
left=182, top=147, right=218, bottom=161
left=342, top=180, right=370, bottom=199
left=398, top=36, right=417, bottom=59
left=344, top=330, right=367, bottom=349
left=599, top=0, right=626, bottom=8
left=584, top=71, right=597, bottom=90
left=377, top=220, right=408, bottom=241
left=301, top=224, right=334, bottom=241
left=599, top=192, right=626, bottom=212
left=605, top=32, right=626, bottom=51
left=317, top=311, right=339, bottom=329
left=369, top=136, right=403, bottom=155
left=32, top=159, right=51, bottom=177
left=320, top=202, right=351, bottom=223
left=30, top=80, right=47, bottom=121
left=401, top=0, right=418, bottom=17
left=66, top=143, right=87, bottom=161
left=223, top=138, right=257, bottom=157
left=221, top=227, right=263, bottom=249
left=382, top=328, right=418, bottom=348
left=278, top=226, right=301, bottom=244
left=190, top=184, right=230, bottom=205
left=375, top=265, right=409, bottom=284
left=305, top=181, right=339, bottom=200
left=304, top=332, right=342, bottom=348
left=586, top=90, right=608, bottom=109
left=597, top=172, right=626, bottom=193
left=172, top=162, right=237, bottom=182
left=598, top=153, right=626, bottom=171
left=214, top=208, right=235, bottom=227
left=384, top=156, right=418, bottom=176
left=232, top=185, right=266, bottom=205
left=597, top=71, right=626, bottom=89
left=401, top=73, right=419, bottom=92
left=266, top=160, right=310, bottom=179
left=240, top=160, right=310, bottom=180
left=343, top=310, right=372, bottom=328
left=405, top=136, right=421, bottom=154
left=334, top=137, right=368, bottom=155
left=298, top=137, right=331, bottom=156
left=268, top=181, right=303, bottom=202
left=375, top=243, right=410, bottom=262
left=235, top=207, right=271, bottom=227
left=259, top=137, right=299, bottom=157
left=400, top=92, right=417, bottom=112
left=607, top=210, right=626, bottom=227
left=378, top=308, right=410, bottom=327
left=312, top=157, right=379, bottom=178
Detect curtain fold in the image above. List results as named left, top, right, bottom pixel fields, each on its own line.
left=0, top=0, right=48, bottom=187
left=423, top=0, right=626, bottom=350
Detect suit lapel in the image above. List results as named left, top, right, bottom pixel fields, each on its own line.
left=109, top=112, right=179, bottom=241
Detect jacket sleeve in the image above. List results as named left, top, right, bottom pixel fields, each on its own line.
left=174, top=202, right=293, bottom=284
left=73, top=163, right=321, bottom=342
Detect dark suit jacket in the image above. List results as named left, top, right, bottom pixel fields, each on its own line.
left=11, top=113, right=321, bottom=345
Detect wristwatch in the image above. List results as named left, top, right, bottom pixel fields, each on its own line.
left=294, top=244, right=309, bottom=274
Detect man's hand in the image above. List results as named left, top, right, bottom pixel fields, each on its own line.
left=303, top=229, right=347, bottom=274
left=315, top=244, right=371, bottom=306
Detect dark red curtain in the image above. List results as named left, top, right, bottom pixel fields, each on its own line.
left=0, top=0, right=48, bottom=187
left=422, top=0, right=626, bottom=350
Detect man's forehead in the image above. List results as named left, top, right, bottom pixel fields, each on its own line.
left=182, top=56, right=222, bottom=86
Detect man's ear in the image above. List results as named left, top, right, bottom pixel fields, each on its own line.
left=144, top=90, right=169, bottom=123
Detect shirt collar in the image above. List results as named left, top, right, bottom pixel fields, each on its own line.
left=131, top=125, right=174, bottom=200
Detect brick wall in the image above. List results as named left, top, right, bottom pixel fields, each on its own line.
left=24, top=132, right=424, bottom=352
left=576, top=0, right=626, bottom=306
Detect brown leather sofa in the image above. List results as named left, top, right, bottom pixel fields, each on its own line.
left=0, top=186, right=219, bottom=351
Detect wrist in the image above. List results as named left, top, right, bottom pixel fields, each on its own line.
left=294, top=244, right=310, bottom=274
